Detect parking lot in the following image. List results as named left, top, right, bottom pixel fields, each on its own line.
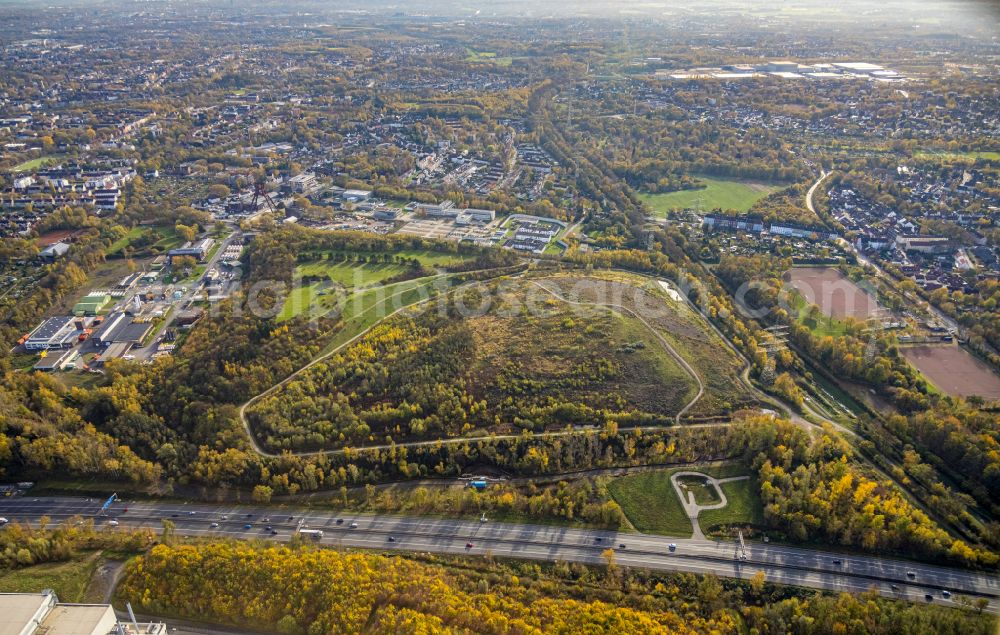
left=397, top=218, right=499, bottom=244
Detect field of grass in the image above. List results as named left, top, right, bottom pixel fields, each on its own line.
left=106, top=225, right=184, bottom=257
left=309, top=249, right=472, bottom=269
left=317, top=276, right=448, bottom=353
left=640, top=177, right=781, bottom=217
left=535, top=272, right=753, bottom=416
left=299, top=260, right=408, bottom=288
left=0, top=552, right=101, bottom=602
left=699, top=477, right=765, bottom=533
left=13, top=155, right=57, bottom=172
left=675, top=475, right=721, bottom=506
left=606, top=471, right=694, bottom=537
left=915, top=150, right=1000, bottom=162
left=279, top=250, right=475, bottom=320
left=607, top=463, right=757, bottom=538
left=792, top=290, right=851, bottom=337
left=464, top=48, right=513, bottom=66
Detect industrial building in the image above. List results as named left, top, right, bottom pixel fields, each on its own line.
left=92, top=312, right=154, bottom=347
left=167, top=238, right=214, bottom=263
left=23, top=317, right=79, bottom=351
left=0, top=592, right=166, bottom=635
left=73, top=292, right=112, bottom=316
left=38, top=242, right=70, bottom=262
left=33, top=349, right=79, bottom=372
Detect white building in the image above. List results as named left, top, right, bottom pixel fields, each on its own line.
left=0, top=592, right=167, bottom=635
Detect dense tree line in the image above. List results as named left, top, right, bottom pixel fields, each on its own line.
left=118, top=540, right=993, bottom=635
left=0, top=519, right=153, bottom=569
left=737, top=416, right=997, bottom=567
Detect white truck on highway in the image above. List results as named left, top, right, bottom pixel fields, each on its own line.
left=298, top=529, right=323, bottom=540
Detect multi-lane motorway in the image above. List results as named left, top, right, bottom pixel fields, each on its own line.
left=2, top=497, right=997, bottom=613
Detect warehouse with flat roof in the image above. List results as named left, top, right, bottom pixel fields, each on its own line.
left=24, top=317, right=78, bottom=351
left=0, top=592, right=166, bottom=635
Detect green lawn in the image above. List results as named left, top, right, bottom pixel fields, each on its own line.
left=607, top=470, right=694, bottom=537
left=106, top=225, right=184, bottom=257
left=298, top=260, right=408, bottom=289
left=317, top=277, right=447, bottom=352
left=698, top=477, right=765, bottom=534
left=640, top=177, right=781, bottom=217
left=791, top=292, right=851, bottom=337
left=675, top=475, right=721, bottom=506
left=464, top=48, right=513, bottom=66
left=915, top=150, right=1000, bottom=162
left=280, top=250, right=474, bottom=320
left=0, top=553, right=101, bottom=602
left=12, top=155, right=57, bottom=172
left=607, top=464, right=757, bottom=538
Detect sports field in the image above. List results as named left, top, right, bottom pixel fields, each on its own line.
left=641, top=177, right=780, bottom=217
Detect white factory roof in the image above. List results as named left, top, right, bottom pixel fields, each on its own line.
left=833, top=62, right=884, bottom=71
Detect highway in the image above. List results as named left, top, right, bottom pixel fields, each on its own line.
left=1, top=497, right=997, bottom=613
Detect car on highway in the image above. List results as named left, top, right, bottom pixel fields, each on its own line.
left=244, top=523, right=252, bottom=529
left=221, top=515, right=228, bottom=520
left=170, top=513, right=179, bottom=517
left=668, top=543, right=677, bottom=552
left=890, top=584, right=899, bottom=591
left=832, top=559, right=842, bottom=565
left=388, top=536, right=395, bottom=542
left=0, top=517, right=7, bottom=525
left=594, top=537, right=602, bottom=542
left=108, top=520, right=119, bottom=527
left=350, top=522, right=358, bottom=528
left=210, top=523, right=219, bottom=528
left=189, top=511, right=196, bottom=515
left=266, top=526, right=273, bottom=531
left=942, top=590, right=952, bottom=599
left=466, top=542, right=474, bottom=549
left=336, top=518, right=343, bottom=524
left=270, top=529, right=278, bottom=535
left=924, top=594, right=933, bottom=602
left=245, top=513, right=252, bottom=518
left=619, top=543, right=626, bottom=549
left=906, top=571, right=916, bottom=579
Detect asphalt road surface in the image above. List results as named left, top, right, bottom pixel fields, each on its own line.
left=2, top=497, right=997, bottom=614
